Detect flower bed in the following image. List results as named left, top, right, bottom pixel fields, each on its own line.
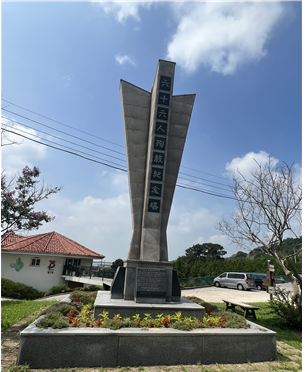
left=36, top=291, right=249, bottom=330
left=18, top=292, right=276, bottom=368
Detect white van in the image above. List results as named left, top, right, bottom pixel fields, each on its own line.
left=213, top=272, right=256, bottom=291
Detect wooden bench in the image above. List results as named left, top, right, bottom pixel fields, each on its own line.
left=222, top=300, right=260, bottom=319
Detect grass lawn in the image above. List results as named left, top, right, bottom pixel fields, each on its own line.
left=1, top=300, right=59, bottom=331
left=211, top=301, right=302, bottom=351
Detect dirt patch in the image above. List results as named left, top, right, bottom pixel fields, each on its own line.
left=2, top=319, right=302, bottom=372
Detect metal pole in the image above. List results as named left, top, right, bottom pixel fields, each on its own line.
left=268, top=260, right=273, bottom=301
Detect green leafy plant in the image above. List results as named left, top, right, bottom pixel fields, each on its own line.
left=268, top=288, right=302, bottom=329
left=99, top=310, right=109, bottom=321
left=80, top=304, right=92, bottom=323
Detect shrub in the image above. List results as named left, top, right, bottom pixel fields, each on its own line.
left=268, top=288, right=302, bottom=330
left=185, top=296, right=219, bottom=312
left=43, top=302, right=79, bottom=316
left=1, top=278, right=44, bottom=300
left=84, top=284, right=103, bottom=291
left=69, top=291, right=97, bottom=305
left=37, top=312, right=69, bottom=329
left=47, top=284, right=67, bottom=295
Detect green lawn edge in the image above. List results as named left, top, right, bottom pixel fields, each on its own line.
left=210, top=301, right=302, bottom=351
left=1, top=300, right=59, bottom=331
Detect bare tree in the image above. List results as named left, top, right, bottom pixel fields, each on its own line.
left=217, top=156, right=302, bottom=303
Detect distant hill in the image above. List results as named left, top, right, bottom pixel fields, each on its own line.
left=228, top=236, right=302, bottom=261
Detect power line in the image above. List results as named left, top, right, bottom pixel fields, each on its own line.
left=2, top=127, right=238, bottom=201
left=1, top=100, right=231, bottom=183
left=177, top=176, right=232, bottom=193
left=2, top=116, right=233, bottom=193
left=2, top=108, right=126, bottom=156
left=3, top=127, right=301, bottom=210
left=2, top=117, right=126, bottom=163
left=181, top=165, right=230, bottom=181
left=4, top=123, right=233, bottom=195
left=179, top=172, right=232, bottom=189
left=1, top=98, right=125, bottom=148
left=2, top=126, right=127, bottom=169
left=2, top=128, right=128, bottom=172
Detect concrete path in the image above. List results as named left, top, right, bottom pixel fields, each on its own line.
left=1, top=293, right=70, bottom=302
left=181, top=283, right=293, bottom=303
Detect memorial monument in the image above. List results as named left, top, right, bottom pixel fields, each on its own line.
left=94, top=59, right=202, bottom=318
left=110, top=59, right=195, bottom=303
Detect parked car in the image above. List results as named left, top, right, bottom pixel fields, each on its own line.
left=213, top=272, right=256, bottom=291
left=274, top=276, right=285, bottom=284
left=245, top=272, right=267, bottom=290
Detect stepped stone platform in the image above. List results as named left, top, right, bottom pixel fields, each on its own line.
left=94, top=291, right=205, bottom=319
left=17, top=316, right=277, bottom=368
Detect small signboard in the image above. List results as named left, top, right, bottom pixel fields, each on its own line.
left=268, top=286, right=276, bottom=294
left=269, top=267, right=275, bottom=272
left=269, top=265, right=274, bottom=269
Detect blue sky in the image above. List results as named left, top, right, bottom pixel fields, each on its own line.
left=1, top=1, right=302, bottom=263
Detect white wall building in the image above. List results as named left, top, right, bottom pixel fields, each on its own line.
left=1, top=231, right=105, bottom=292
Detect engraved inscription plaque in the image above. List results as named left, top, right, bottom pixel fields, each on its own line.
left=136, top=268, right=167, bottom=298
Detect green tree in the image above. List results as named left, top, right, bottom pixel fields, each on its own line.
left=1, top=166, right=62, bottom=235
left=185, top=243, right=227, bottom=263
left=111, top=258, right=124, bottom=272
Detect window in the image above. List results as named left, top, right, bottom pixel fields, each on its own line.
left=219, top=273, right=227, bottom=278
left=228, top=273, right=237, bottom=278
left=31, top=257, right=40, bottom=266
left=236, top=274, right=245, bottom=279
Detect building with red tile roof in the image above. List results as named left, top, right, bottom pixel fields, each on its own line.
left=1, top=231, right=105, bottom=292
left=1, top=231, right=105, bottom=259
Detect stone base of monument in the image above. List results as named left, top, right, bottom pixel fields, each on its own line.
left=94, top=291, right=205, bottom=319
left=111, top=261, right=182, bottom=303
left=17, top=316, right=277, bottom=368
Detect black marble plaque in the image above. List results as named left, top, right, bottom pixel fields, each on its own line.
left=152, top=151, right=165, bottom=166
left=148, top=198, right=161, bottom=213
left=149, top=182, right=162, bottom=197
left=160, top=75, right=171, bottom=91
left=154, top=136, right=166, bottom=150
left=158, top=92, right=170, bottom=106
left=136, top=268, right=167, bottom=298
left=157, top=107, right=169, bottom=121
left=151, top=167, right=164, bottom=181
left=155, top=121, right=167, bottom=135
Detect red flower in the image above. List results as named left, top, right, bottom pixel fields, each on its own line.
left=218, top=321, right=224, bottom=326
left=72, top=319, right=79, bottom=327
left=162, top=317, right=168, bottom=325
left=96, top=319, right=102, bottom=325
left=221, top=316, right=227, bottom=321
left=208, top=320, right=213, bottom=325
left=148, top=320, right=153, bottom=327
left=114, top=317, right=120, bottom=322
left=74, top=298, right=80, bottom=302
left=197, top=319, right=201, bottom=323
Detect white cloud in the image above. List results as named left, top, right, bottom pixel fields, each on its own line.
left=37, top=192, right=132, bottom=261
left=95, top=1, right=151, bottom=23
left=115, top=55, right=136, bottom=67
left=224, top=151, right=277, bottom=180
left=167, top=206, right=228, bottom=259
left=2, top=120, right=47, bottom=177
left=167, top=2, right=284, bottom=75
